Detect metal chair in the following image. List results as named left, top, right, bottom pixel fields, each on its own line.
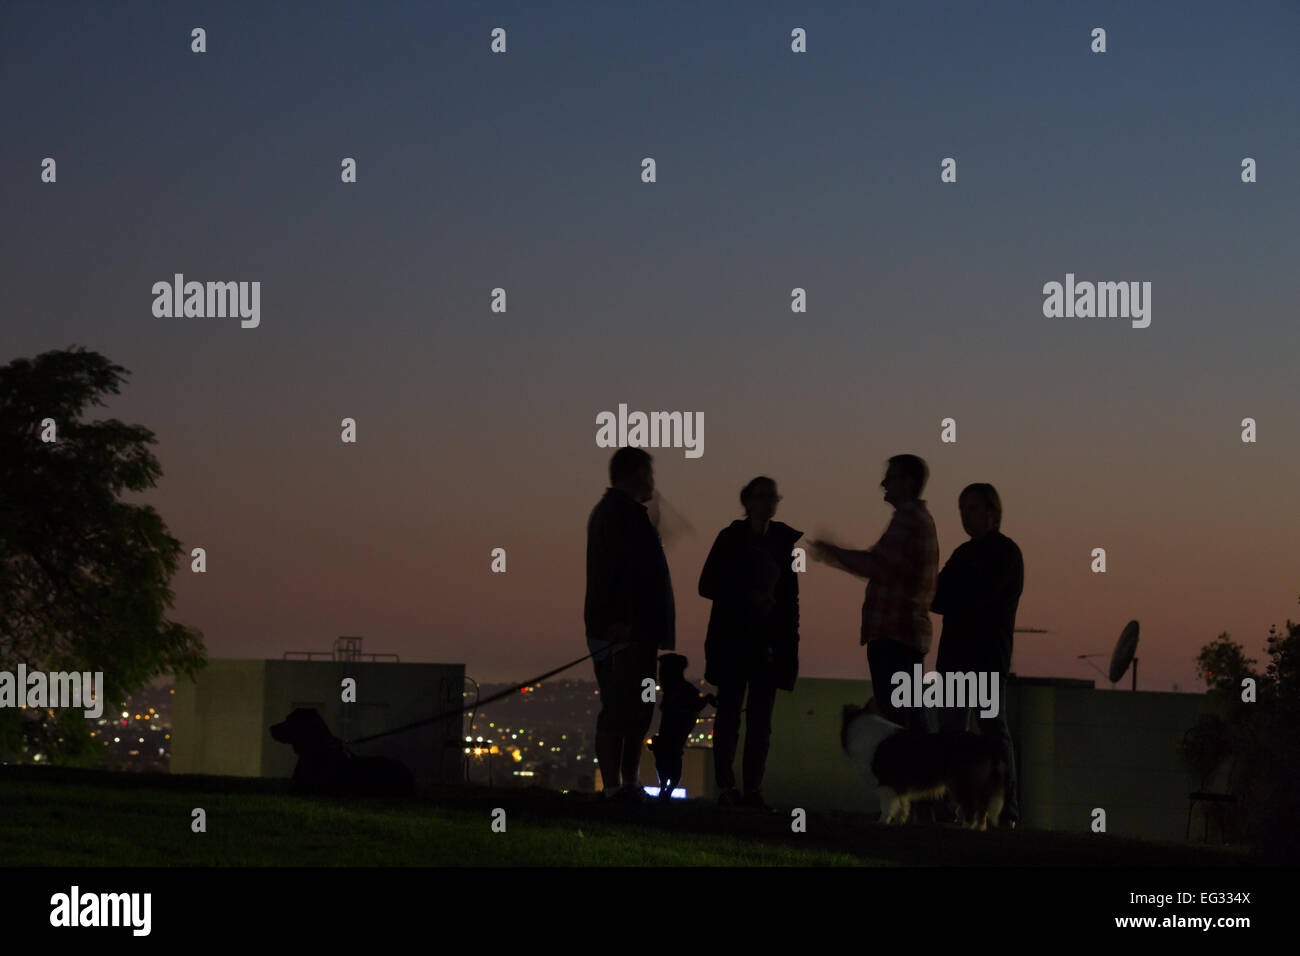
left=1183, top=726, right=1237, bottom=843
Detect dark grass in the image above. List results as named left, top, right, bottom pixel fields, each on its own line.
left=0, top=765, right=1253, bottom=867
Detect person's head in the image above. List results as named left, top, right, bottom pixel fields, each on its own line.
left=882, top=454, right=927, bottom=506
left=609, top=447, right=654, bottom=502
left=958, top=483, right=1001, bottom=538
left=740, top=476, right=780, bottom=523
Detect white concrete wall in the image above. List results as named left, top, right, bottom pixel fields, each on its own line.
left=172, top=659, right=465, bottom=786
left=170, top=659, right=266, bottom=777
left=748, top=676, right=1219, bottom=842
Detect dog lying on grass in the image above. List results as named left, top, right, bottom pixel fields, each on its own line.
left=269, top=708, right=416, bottom=798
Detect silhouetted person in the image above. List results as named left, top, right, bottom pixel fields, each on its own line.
left=649, top=653, right=716, bottom=801
left=585, top=447, right=675, bottom=803
left=701, top=476, right=802, bottom=810
left=811, top=455, right=938, bottom=734
left=933, top=482, right=1023, bottom=827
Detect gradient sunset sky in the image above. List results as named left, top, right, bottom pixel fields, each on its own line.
left=4, top=1, right=1298, bottom=692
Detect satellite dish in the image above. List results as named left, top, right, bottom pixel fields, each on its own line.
left=1109, top=620, right=1140, bottom=687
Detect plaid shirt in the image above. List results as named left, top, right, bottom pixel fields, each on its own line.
left=860, top=499, right=939, bottom=653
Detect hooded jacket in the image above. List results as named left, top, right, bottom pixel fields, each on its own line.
left=699, top=519, right=802, bottom=691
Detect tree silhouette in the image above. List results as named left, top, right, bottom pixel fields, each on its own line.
left=1187, top=603, right=1300, bottom=859
left=1194, top=632, right=1258, bottom=701
left=0, top=347, right=205, bottom=763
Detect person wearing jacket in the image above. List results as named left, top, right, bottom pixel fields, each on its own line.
left=932, top=482, right=1023, bottom=827
left=585, top=447, right=676, bottom=803
left=700, top=476, right=802, bottom=811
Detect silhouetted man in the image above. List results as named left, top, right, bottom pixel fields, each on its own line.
left=811, top=454, right=938, bottom=733
left=933, top=482, right=1023, bottom=827
left=585, top=447, right=675, bottom=803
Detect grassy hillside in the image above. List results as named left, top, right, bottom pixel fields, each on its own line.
left=0, top=766, right=1249, bottom=867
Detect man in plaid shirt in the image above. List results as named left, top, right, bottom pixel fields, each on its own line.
left=811, top=454, right=938, bottom=732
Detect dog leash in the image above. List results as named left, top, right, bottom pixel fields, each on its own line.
left=344, top=641, right=636, bottom=746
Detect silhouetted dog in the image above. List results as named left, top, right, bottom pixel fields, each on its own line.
left=841, top=699, right=1006, bottom=828
left=649, top=654, right=716, bottom=800
left=269, top=708, right=416, bottom=798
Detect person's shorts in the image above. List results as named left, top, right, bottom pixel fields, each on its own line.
left=593, top=642, right=658, bottom=736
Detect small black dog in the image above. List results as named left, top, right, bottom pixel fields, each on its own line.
left=649, top=654, right=716, bottom=800
left=269, top=708, right=416, bottom=798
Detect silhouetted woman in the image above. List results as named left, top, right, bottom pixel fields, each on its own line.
left=700, top=476, right=802, bottom=810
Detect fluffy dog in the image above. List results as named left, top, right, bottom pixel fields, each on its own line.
left=841, top=700, right=1006, bottom=829
left=269, top=708, right=416, bottom=798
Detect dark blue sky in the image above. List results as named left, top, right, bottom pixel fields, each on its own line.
left=3, top=1, right=1297, bottom=687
